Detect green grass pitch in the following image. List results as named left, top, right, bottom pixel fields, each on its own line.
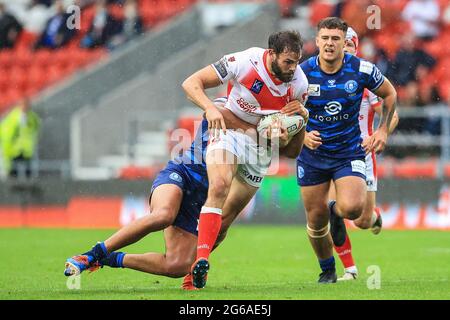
left=0, top=226, right=449, bottom=300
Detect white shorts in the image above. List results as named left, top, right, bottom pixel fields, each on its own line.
left=365, top=151, right=377, bottom=192
left=205, top=129, right=271, bottom=188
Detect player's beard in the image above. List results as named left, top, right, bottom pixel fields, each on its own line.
left=271, top=59, right=294, bottom=83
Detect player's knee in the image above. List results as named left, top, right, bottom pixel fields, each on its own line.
left=337, top=201, right=364, bottom=220
left=354, top=217, right=371, bottom=229
left=306, top=207, right=329, bottom=226
left=148, top=208, right=176, bottom=229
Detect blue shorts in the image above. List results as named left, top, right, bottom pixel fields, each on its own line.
left=297, top=151, right=366, bottom=187
left=150, top=161, right=208, bottom=236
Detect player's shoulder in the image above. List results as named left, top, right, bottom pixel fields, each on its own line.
left=232, top=47, right=264, bottom=60
left=294, top=65, right=308, bottom=87
left=300, top=55, right=318, bottom=73
left=345, top=53, right=377, bottom=75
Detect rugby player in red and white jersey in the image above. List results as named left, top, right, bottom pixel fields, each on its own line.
left=182, top=30, right=309, bottom=288
left=304, top=27, right=399, bottom=281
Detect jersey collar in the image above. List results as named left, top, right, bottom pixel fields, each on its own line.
left=315, top=53, right=350, bottom=75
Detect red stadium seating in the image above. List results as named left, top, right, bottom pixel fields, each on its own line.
left=0, top=0, right=197, bottom=112
left=308, top=0, right=334, bottom=26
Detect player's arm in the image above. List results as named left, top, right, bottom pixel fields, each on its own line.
left=280, top=128, right=305, bottom=158
left=216, top=106, right=255, bottom=131
left=182, top=66, right=226, bottom=134
left=370, top=77, right=398, bottom=154
left=373, top=103, right=399, bottom=135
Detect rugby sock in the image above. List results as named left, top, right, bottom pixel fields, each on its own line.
left=83, top=242, right=108, bottom=261
left=196, top=206, right=222, bottom=260
left=334, top=233, right=356, bottom=270
left=100, top=252, right=125, bottom=268
left=319, top=256, right=335, bottom=272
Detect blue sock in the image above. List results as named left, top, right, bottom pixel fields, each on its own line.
left=83, top=242, right=108, bottom=261
left=319, top=256, right=335, bottom=272
left=100, top=252, right=125, bottom=268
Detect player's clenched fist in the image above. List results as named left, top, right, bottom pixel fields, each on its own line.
left=205, top=104, right=227, bottom=138
left=367, top=128, right=388, bottom=154
left=281, top=99, right=309, bottom=122
left=304, top=130, right=322, bottom=150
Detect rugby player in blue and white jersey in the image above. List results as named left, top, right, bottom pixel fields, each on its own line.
left=297, top=17, right=398, bottom=283
left=305, top=27, right=399, bottom=281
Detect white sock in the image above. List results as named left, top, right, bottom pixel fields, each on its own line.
left=345, top=266, right=358, bottom=274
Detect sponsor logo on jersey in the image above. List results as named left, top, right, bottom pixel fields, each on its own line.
left=228, top=56, right=235, bottom=62
left=351, top=160, right=366, bottom=175
left=344, top=80, right=358, bottom=93
left=241, top=169, right=263, bottom=183
left=373, top=67, right=382, bottom=83
left=236, top=97, right=258, bottom=113
left=251, top=79, right=264, bottom=94
left=297, top=166, right=305, bottom=179
left=169, top=172, right=182, bottom=183
left=312, top=113, right=350, bottom=122
left=324, top=101, right=343, bottom=115
left=328, top=79, right=336, bottom=87
left=213, top=58, right=228, bottom=78
left=307, top=84, right=320, bottom=96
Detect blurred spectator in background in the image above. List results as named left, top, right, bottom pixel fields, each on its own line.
left=23, top=0, right=53, bottom=34
left=389, top=33, right=436, bottom=106
left=0, top=2, right=23, bottom=50
left=108, top=0, right=143, bottom=50
left=33, top=0, right=77, bottom=50
left=402, top=0, right=440, bottom=41
left=358, top=37, right=391, bottom=76
left=80, top=0, right=122, bottom=49
left=0, top=98, right=41, bottom=179
left=340, top=0, right=374, bottom=39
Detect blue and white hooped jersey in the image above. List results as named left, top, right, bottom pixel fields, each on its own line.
left=299, top=53, right=385, bottom=160
left=172, top=118, right=209, bottom=187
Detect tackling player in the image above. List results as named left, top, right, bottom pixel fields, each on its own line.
left=304, top=27, right=399, bottom=280
left=63, top=101, right=256, bottom=290
left=297, top=17, right=398, bottom=283
left=182, top=30, right=309, bottom=289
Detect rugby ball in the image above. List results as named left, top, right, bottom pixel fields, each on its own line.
left=257, top=113, right=306, bottom=138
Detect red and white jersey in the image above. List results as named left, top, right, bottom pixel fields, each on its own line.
left=211, top=47, right=309, bottom=125
left=358, top=89, right=382, bottom=138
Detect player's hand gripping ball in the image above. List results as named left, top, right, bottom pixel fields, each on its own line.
left=257, top=112, right=307, bottom=139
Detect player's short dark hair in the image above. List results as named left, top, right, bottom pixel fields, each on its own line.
left=317, top=17, right=348, bottom=33
left=268, top=30, right=303, bottom=55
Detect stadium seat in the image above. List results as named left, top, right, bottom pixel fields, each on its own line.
left=34, top=49, right=53, bottom=69
left=27, top=66, right=47, bottom=92
left=0, top=72, right=9, bottom=92
left=393, top=159, right=438, bottom=178
left=309, top=0, right=334, bottom=26
left=438, top=80, right=450, bottom=102
left=14, top=49, right=33, bottom=69
left=118, top=164, right=163, bottom=180
left=0, top=50, right=13, bottom=71
left=444, top=164, right=450, bottom=178
left=9, top=66, right=28, bottom=92
left=15, top=31, right=38, bottom=51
